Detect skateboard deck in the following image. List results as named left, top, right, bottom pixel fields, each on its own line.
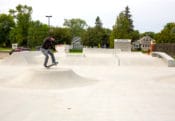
left=46, top=62, right=58, bottom=68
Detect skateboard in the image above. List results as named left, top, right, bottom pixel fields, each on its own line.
left=46, top=62, right=58, bottom=69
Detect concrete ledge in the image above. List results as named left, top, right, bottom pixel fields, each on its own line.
left=152, top=52, right=175, bottom=67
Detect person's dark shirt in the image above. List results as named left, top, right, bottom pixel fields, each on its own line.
left=41, top=37, right=55, bottom=50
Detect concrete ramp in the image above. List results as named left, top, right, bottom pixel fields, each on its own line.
left=152, top=52, right=175, bottom=67
left=2, top=68, right=97, bottom=90
left=0, top=51, right=43, bottom=66
left=116, top=52, right=167, bottom=66
left=0, top=51, right=167, bottom=67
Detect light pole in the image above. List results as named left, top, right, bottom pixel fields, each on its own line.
left=45, top=15, right=52, bottom=28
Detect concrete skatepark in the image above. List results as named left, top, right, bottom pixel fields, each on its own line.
left=0, top=49, right=175, bottom=121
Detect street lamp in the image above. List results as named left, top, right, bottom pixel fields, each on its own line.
left=45, top=15, right=52, bottom=28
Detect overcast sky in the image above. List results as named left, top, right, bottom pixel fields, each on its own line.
left=0, top=0, right=175, bottom=33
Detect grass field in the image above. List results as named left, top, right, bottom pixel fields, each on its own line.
left=0, top=47, right=11, bottom=52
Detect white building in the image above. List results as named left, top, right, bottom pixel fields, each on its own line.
left=132, top=36, right=155, bottom=51
left=139, top=36, right=153, bottom=51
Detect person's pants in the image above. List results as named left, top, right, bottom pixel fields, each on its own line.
left=40, top=48, right=56, bottom=67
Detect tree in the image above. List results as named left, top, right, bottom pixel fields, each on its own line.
left=9, top=27, right=23, bottom=44
left=63, top=18, right=87, bottom=37
left=112, top=12, right=131, bottom=38
left=109, top=6, right=135, bottom=47
left=155, top=22, right=175, bottom=43
left=82, top=27, right=97, bottom=47
left=27, top=21, right=49, bottom=48
left=102, top=28, right=111, bottom=48
left=140, top=32, right=155, bottom=38
left=109, top=31, right=115, bottom=48
left=82, top=17, right=111, bottom=48
left=9, top=4, right=32, bottom=46
left=49, top=27, right=72, bottom=44
left=0, top=14, right=15, bottom=47
left=131, top=30, right=140, bottom=42
left=124, top=6, right=134, bottom=32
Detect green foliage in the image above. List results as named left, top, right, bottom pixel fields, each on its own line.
left=81, top=27, right=94, bottom=47
left=109, top=31, right=115, bottom=48
left=124, top=6, right=134, bottom=32
left=0, top=14, right=15, bottom=47
left=63, top=18, right=87, bottom=37
left=155, top=22, right=175, bottom=43
left=140, top=31, right=155, bottom=38
left=9, top=27, right=23, bottom=44
left=82, top=16, right=110, bottom=48
left=0, top=47, right=11, bottom=51
left=27, top=21, right=49, bottom=48
left=110, top=6, right=138, bottom=47
left=3, top=4, right=175, bottom=49
left=131, top=30, right=140, bottom=42
left=49, top=27, right=72, bottom=44
left=9, top=4, right=32, bottom=47
left=82, top=26, right=110, bottom=48
left=113, top=11, right=132, bottom=38
left=69, top=49, right=83, bottom=53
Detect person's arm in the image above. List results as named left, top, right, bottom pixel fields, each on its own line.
left=50, top=41, right=56, bottom=51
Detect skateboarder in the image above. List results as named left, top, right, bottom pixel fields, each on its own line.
left=40, top=36, right=58, bottom=68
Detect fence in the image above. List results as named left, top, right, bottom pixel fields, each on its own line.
left=154, top=43, right=175, bottom=57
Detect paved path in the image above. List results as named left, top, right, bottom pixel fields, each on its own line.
left=0, top=52, right=9, bottom=59
left=0, top=51, right=175, bottom=121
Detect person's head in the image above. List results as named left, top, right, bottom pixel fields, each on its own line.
left=49, top=37, right=55, bottom=41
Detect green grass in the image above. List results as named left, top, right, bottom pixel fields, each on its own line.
left=0, top=47, right=11, bottom=52
left=69, top=49, right=83, bottom=53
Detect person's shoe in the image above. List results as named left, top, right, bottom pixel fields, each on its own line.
left=53, top=62, right=58, bottom=65
left=44, top=65, right=49, bottom=68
